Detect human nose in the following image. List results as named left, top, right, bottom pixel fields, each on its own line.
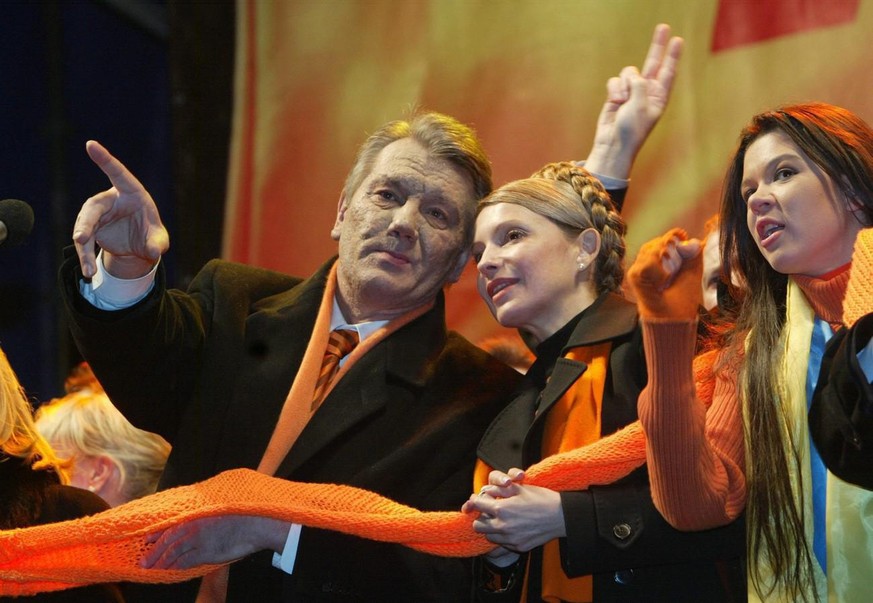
left=387, top=201, right=419, bottom=242
left=747, top=186, right=774, bottom=215
left=476, top=245, right=499, bottom=276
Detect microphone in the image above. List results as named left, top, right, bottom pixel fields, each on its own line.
left=0, top=199, right=34, bottom=247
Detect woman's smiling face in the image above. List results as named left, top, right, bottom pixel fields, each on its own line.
left=473, top=202, right=594, bottom=343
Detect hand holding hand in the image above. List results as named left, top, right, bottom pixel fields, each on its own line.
left=463, top=470, right=564, bottom=553
left=584, top=23, right=684, bottom=181
left=462, top=468, right=526, bottom=515
left=627, top=227, right=703, bottom=320
left=73, top=140, right=169, bottom=279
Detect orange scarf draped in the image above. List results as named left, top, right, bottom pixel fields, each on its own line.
left=258, top=261, right=433, bottom=475
left=0, top=420, right=647, bottom=596
left=199, top=262, right=433, bottom=601
left=539, top=343, right=611, bottom=603
left=473, top=343, right=613, bottom=603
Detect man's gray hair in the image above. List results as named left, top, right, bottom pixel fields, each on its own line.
left=343, top=111, right=493, bottom=207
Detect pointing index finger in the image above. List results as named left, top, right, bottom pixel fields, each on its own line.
left=85, top=140, right=147, bottom=195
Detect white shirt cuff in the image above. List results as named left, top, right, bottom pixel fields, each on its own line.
left=270, top=523, right=302, bottom=575
left=574, top=160, right=630, bottom=190
left=79, top=250, right=158, bottom=310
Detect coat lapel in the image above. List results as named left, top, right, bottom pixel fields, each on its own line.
left=212, top=261, right=331, bottom=472
left=531, top=294, right=637, bottom=424
left=275, top=294, right=448, bottom=477
left=476, top=387, right=540, bottom=471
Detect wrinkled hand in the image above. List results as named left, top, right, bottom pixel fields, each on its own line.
left=463, top=469, right=564, bottom=553
left=73, top=140, right=169, bottom=279
left=140, top=515, right=290, bottom=570
left=585, top=23, right=684, bottom=181
left=627, top=227, right=703, bottom=320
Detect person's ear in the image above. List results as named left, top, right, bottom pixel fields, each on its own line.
left=86, top=455, right=115, bottom=495
left=331, top=190, right=350, bottom=241
left=575, top=228, right=601, bottom=272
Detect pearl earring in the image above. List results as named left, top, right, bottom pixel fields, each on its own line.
left=87, top=485, right=96, bottom=492
left=577, top=262, right=587, bottom=271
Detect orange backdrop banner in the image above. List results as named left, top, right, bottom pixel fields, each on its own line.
left=223, top=0, right=873, bottom=343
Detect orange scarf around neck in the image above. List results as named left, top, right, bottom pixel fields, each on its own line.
left=258, top=261, right=433, bottom=475
left=539, top=343, right=611, bottom=603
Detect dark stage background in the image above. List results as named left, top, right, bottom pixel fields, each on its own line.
left=0, top=1, right=234, bottom=401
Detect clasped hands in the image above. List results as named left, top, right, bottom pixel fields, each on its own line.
left=462, top=468, right=565, bottom=566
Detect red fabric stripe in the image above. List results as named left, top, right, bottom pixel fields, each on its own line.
left=711, top=0, right=859, bottom=52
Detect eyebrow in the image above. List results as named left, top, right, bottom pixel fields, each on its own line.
left=742, top=152, right=799, bottom=187
left=369, top=175, right=425, bottom=194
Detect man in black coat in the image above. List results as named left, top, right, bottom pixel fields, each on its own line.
left=61, top=113, right=524, bottom=602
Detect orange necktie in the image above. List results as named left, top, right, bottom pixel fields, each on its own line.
left=311, top=328, right=359, bottom=410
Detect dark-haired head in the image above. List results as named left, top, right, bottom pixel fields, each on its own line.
left=721, top=102, right=873, bottom=294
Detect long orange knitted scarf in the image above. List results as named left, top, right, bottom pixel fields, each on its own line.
left=0, top=422, right=647, bottom=596
left=540, top=343, right=611, bottom=603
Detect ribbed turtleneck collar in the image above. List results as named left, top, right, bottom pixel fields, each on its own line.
left=792, top=263, right=850, bottom=327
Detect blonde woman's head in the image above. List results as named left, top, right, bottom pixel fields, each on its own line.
left=35, top=390, right=170, bottom=506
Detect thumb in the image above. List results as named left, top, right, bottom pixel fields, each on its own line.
left=675, top=238, right=702, bottom=260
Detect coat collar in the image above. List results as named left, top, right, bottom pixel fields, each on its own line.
left=477, top=293, right=639, bottom=471
left=527, top=293, right=638, bottom=385
left=561, top=292, right=638, bottom=350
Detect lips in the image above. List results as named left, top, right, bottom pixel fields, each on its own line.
left=372, top=247, right=411, bottom=265
left=756, top=218, right=785, bottom=248
left=486, top=277, right=518, bottom=301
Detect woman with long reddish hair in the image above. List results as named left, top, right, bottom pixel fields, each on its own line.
left=630, top=102, right=873, bottom=602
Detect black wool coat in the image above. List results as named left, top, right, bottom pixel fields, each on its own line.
left=60, top=253, right=524, bottom=602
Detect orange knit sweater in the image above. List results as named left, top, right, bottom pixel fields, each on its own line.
left=638, top=227, right=872, bottom=531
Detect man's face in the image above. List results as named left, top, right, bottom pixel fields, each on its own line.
left=331, top=138, right=476, bottom=322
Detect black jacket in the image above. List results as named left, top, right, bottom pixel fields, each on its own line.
left=809, top=312, right=873, bottom=489
left=474, top=294, right=746, bottom=603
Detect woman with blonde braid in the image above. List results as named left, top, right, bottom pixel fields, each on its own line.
left=463, top=163, right=745, bottom=602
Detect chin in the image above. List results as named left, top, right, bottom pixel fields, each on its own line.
left=495, top=309, right=526, bottom=330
